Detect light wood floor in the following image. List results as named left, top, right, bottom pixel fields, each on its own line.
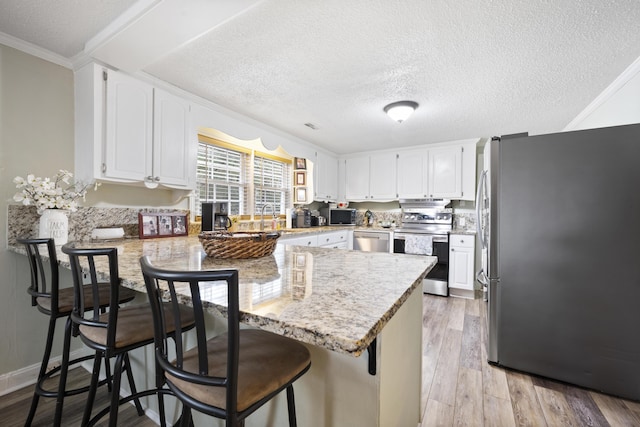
left=2, top=295, right=639, bottom=426
left=420, top=294, right=640, bottom=426
left=0, top=367, right=158, bottom=427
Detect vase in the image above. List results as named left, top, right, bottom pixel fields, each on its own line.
left=39, top=209, right=69, bottom=245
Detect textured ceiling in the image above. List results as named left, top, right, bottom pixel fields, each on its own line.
left=2, top=0, right=640, bottom=154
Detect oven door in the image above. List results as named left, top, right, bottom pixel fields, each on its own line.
left=393, top=233, right=449, bottom=296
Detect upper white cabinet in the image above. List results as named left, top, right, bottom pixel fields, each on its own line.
left=370, top=153, right=397, bottom=199
left=153, top=88, right=192, bottom=187
left=314, top=151, right=339, bottom=202
left=75, top=63, right=194, bottom=189
left=428, top=146, right=462, bottom=198
left=397, top=141, right=477, bottom=201
left=103, top=71, right=153, bottom=182
left=345, top=152, right=397, bottom=201
left=397, top=149, right=429, bottom=199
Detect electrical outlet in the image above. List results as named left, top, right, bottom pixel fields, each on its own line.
left=458, top=217, right=466, bottom=227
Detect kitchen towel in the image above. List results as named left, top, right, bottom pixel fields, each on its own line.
left=405, top=235, right=433, bottom=255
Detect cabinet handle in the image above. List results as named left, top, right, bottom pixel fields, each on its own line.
left=451, top=248, right=455, bottom=252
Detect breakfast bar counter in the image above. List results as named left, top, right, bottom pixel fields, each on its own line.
left=9, top=236, right=435, bottom=426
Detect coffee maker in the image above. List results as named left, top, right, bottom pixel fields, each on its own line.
left=201, top=202, right=232, bottom=231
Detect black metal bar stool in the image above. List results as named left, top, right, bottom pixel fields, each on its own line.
left=18, top=237, right=137, bottom=427
left=140, top=256, right=312, bottom=427
left=63, top=243, right=195, bottom=427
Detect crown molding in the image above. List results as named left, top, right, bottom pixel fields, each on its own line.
left=0, top=31, right=73, bottom=69
left=564, top=55, right=640, bottom=131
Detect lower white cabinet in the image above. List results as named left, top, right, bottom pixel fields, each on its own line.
left=279, top=229, right=351, bottom=249
left=448, top=234, right=475, bottom=292
left=279, top=234, right=318, bottom=247
left=317, top=230, right=349, bottom=248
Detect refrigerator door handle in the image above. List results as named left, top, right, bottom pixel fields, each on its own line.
left=475, top=169, right=488, bottom=249
left=476, top=268, right=489, bottom=286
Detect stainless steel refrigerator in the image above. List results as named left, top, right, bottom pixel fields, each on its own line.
left=476, top=123, right=640, bottom=401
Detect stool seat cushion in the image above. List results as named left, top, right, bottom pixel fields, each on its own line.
left=36, top=284, right=137, bottom=315
left=166, top=329, right=311, bottom=412
left=79, top=303, right=194, bottom=349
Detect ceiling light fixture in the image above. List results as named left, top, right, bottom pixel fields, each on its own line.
left=384, top=101, right=419, bottom=123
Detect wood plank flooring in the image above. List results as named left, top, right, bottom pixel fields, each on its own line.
left=2, top=294, right=639, bottom=426
left=421, top=294, right=640, bottom=427
left=0, top=367, right=157, bottom=427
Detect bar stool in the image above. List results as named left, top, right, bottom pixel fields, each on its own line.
left=63, top=243, right=195, bottom=427
left=18, top=237, right=137, bottom=427
left=140, top=256, right=312, bottom=427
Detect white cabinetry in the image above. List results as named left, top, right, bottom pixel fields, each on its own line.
left=448, top=234, right=475, bottom=296
left=428, top=146, right=462, bottom=199
left=279, top=234, right=318, bottom=247
left=397, top=145, right=465, bottom=199
left=279, top=229, right=351, bottom=249
left=397, top=149, right=428, bottom=199
left=317, top=230, right=350, bottom=249
left=314, top=151, right=339, bottom=201
left=345, top=153, right=396, bottom=201
left=74, top=63, right=194, bottom=189
left=152, top=88, right=192, bottom=187
left=103, top=71, right=153, bottom=182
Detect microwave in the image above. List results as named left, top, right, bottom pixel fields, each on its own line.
left=320, top=208, right=356, bottom=225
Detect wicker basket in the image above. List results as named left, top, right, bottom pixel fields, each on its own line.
left=198, top=231, right=281, bottom=259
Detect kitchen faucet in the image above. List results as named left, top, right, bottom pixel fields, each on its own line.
left=260, top=203, right=275, bottom=230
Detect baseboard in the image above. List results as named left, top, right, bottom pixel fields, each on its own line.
left=0, top=348, right=92, bottom=397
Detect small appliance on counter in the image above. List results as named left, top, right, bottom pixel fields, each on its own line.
left=291, top=207, right=311, bottom=228
left=310, top=210, right=326, bottom=227
left=320, top=207, right=356, bottom=225
left=201, top=202, right=232, bottom=231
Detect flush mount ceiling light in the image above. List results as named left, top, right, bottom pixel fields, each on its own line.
left=384, top=101, right=419, bottom=123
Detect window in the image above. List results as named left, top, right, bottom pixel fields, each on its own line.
left=254, top=156, right=288, bottom=215
left=195, top=137, right=291, bottom=218
left=196, top=143, right=245, bottom=216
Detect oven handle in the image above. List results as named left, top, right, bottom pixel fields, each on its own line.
left=394, top=233, right=448, bottom=243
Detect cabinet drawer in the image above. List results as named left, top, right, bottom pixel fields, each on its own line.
left=279, top=234, right=318, bottom=247
left=318, top=230, right=349, bottom=246
left=450, top=234, right=475, bottom=248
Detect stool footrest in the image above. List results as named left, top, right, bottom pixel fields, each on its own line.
left=35, top=354, right=108, bottom=399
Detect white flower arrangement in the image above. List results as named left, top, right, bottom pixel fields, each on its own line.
left=13, top=169, right=97, bottom=214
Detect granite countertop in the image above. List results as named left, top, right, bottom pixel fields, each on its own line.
left=9, top=236, right=435, bottom=357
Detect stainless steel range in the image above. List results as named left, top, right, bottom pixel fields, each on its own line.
left=393, top=199, right=452, bottom=296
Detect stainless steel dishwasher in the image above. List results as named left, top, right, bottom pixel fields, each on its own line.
left=353, top=230, right=390, bottom=252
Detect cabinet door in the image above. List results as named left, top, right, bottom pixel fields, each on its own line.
left=314, top=151, right=338, bottom=201
left=369, top=153, right=397, bottom=200
left=397, top=149, right=428, bottom=198
left=428, top=146, right=462, bottom=198
left=449, top=235, right=475, bottom=291
left=104, top=71, right=153, bottom=181
left=345, top=156, right=370, bottom=200
left=153, top=88, right=191, bottom=187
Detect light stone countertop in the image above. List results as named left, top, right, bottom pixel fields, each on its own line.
left=10, top=236, right=435, bottom=357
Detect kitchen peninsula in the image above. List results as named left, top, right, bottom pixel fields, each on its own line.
left=9, top=235, right=435, bottom=426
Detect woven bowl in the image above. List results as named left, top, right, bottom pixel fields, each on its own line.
left=198, top=231, right=281, bottom=259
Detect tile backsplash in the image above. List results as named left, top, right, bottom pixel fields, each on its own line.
left=6, top=206, right=190, bottom=245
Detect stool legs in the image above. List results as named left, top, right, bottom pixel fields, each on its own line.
left=82, top=352, right=102, bottom=426
left=24, top=316, right=57, bottom=426
left=53, top=316, right=73, bottom=426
